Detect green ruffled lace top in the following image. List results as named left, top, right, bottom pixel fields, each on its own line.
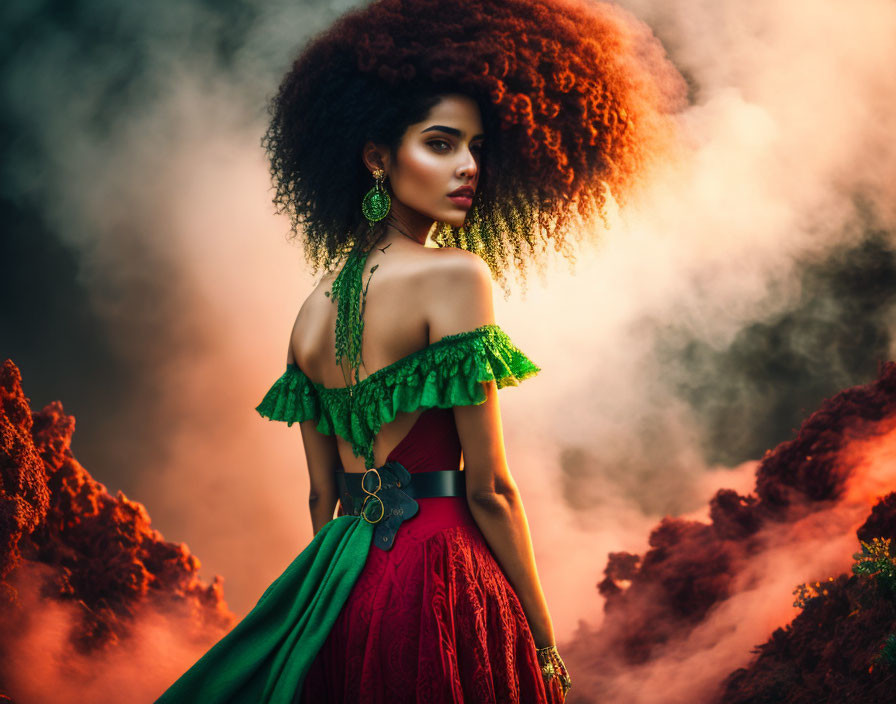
left=256, top=240, right=539, bottom=468
left=255, top=323, right=540, bottom=468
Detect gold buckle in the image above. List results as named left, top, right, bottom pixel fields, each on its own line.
left=360, top=468, right=385, bottom=524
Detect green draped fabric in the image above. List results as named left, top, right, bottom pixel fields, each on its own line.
left=154, top=516, right=374, bottom=703
left=255, top=323, right=540, bottom=466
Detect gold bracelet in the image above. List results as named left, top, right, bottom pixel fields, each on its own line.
left=535, top=644, right=572, bottom=695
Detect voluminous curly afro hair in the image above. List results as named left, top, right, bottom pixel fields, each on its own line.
left=263, top=0, right=685, bottom=280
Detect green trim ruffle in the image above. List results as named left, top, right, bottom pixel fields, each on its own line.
left=255, top=324, right=539, bottom=465
left=255, top=359, right=328, bottom=432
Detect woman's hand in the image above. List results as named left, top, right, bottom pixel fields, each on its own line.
left=536, top=644, right=572, bottom=701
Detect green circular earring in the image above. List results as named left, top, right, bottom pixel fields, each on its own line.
left=361, top=168, right=391, bottom=224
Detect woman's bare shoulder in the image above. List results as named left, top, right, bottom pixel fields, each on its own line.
left=289, top=247, right=494, bottom=365
left=417, top=245, right=492, bottom=288
left=420, top=246, right=495, bottom=338
left=288, top=268, right=338, bottom=368
left=297, top=268, right=337, bottom=322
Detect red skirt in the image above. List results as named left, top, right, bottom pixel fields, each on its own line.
left=301, top=409, right=561, bottom=703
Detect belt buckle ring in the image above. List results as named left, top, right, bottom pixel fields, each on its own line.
left=360, top=467, right=385, bottom=524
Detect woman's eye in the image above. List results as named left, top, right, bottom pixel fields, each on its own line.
left=428, top=139, right=484, bottom=155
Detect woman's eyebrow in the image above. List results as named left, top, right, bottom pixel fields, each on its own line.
left=421, top=125, right=485, bottom=139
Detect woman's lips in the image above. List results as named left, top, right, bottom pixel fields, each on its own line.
left=447, top=194, right=473, bottom=208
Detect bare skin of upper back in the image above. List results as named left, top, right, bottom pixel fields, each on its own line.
left=287, top=234, right=494, bottom=473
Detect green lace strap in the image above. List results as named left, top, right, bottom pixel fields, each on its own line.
left=329, top=246, right=375, bottom=387
left=255, top=364, right=330, bottom=433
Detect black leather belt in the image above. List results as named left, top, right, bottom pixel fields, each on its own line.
left=336, top=461, right=466, bottom=551
left=337, top=467, right=465, bottom=503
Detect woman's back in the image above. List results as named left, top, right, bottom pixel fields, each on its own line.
left=289, top=238, right=493, bottom=472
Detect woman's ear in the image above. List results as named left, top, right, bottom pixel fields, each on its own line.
left=362, top=141, right=390, bottom=175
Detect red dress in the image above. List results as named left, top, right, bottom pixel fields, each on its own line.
left=301, top=407, right=559, bottom=703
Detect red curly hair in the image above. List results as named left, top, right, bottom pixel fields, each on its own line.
left=263, top=0, right=684, bottom=279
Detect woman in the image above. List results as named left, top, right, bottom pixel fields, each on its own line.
left=155, top=0, right=678, bottom=701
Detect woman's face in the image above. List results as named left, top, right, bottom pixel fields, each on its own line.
left=379, top=94, right=484, bottom=228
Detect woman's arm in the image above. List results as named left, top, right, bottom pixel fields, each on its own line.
left=299, top=420, right=340, bottom=535
left=286, top=340, right=340, bottom=535
left=453, top=385, right=556, bottom=648
left=426, top=250, right=556, bottom=648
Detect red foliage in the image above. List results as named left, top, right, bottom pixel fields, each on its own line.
left=0, top=359, right=234, bottom=701
left=858, top=493, right=896, bottom=544
left=718, top=492, right=896, bottom=703
left=565, top=362, right=896, bottom=701
left=593, top=362, right=896, bottom=658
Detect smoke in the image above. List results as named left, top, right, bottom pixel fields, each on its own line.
left=489, top=0, right=896, bottom=635
left=2, top=566, right=226, bottom=704
left=1, top=0, right=356, bottom=615
left=2, top=1, right=896, bottom=699
left=557, top=364, right=896, bottom=703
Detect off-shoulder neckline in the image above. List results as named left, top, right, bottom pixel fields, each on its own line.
left=285, top=323, right=505, bottom=392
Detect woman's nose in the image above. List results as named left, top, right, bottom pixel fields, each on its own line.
left=458, top=148, right=478, bottom=179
